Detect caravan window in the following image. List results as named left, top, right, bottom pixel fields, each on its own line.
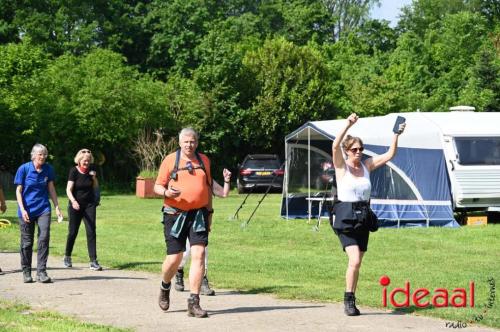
left=454, top=137, right=500, bottom=165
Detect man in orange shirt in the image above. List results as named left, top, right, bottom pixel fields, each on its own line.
left=154, top=127, right=212, bottom=318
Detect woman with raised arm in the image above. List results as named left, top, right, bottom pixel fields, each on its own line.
left=331, top=113, right=405, bottom=316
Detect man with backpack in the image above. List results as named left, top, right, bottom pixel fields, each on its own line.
left=154, top=127, right=213, bottom=318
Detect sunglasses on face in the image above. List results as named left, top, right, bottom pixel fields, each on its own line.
left=81, top=149, right=91, bottom=154
left=349, top=147, right=364, bottom=153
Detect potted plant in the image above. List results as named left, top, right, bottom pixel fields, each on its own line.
left=135, top=170, right=160, bottom=198
left=133, top=129, right=175, bottom=198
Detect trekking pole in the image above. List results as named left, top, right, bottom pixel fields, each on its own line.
left=241, top=160, right=285, bottom=228
left=231, top=185, right=254, bottom=220
left=240, top=181, right=274, bottom=228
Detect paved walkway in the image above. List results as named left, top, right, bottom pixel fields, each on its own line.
left=0, top=252, right=496, bottom=332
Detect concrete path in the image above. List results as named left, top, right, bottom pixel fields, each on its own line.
left=0, top=252, right=496, bottom=332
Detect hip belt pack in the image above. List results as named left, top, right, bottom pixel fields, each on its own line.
left=330, top=201, right=379, bottom=232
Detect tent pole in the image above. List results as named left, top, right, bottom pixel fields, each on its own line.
left=308, top=127, right=311, bottom=223
left=285, top=138, right=289, bottom=221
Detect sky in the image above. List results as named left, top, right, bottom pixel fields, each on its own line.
left=370, top=0, right=413, bottom=26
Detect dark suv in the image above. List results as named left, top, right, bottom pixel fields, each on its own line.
left=237, top=154, right=284, bottom=194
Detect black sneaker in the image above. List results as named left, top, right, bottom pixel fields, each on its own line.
left=23, top=268, right=33, bottom=283
left=36, top=271, right=52, bottom=283
left=90, top=261, right=103, bottom=271
left=63, top=256, right=72, bottom=268
left=175, top=269, right=184, bottom=292
left=200, top=276, right=215, bottom=296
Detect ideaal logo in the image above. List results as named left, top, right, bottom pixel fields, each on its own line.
left=379, top=275, right=475, bottom=308
left=379, top=276, right=496, bottom=328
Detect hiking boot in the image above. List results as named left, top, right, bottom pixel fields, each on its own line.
left=63, top=256, right=72, bottom=268
left=344, top=292, right=361, bottom=316
left=174, top=269, right=184, bottom=292
left=36, top=271, right=52, bottom=283
left=200, top=276, right=215, bottom=296
left=90, top=261, right=102, bottom=271
left=187, top=295, right=208, bottom=318
left=23, top=268, right=33, bottom=283
left=158, top=286, right=170, bottom=312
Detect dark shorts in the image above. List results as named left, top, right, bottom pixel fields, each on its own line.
left=163, top=209, right=209, bottom=255
left=335, top=229, right=369, bottom=252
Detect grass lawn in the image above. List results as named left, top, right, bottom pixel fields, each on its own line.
left=0, top=298, right=130, bottom=332
left=0, top=192, right=499, bottom=329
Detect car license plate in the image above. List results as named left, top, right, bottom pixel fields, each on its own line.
left=256, top=171, right=271, bottom=176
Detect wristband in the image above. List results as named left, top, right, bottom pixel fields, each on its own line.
left=224, top=180, right=230, bottom=183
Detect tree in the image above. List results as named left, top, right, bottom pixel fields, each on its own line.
left=30, top=48, right=173, bottom=180
left=145, top=0, right=216, bottom=79
left=0, top=41, right=49, bottom=172
left=322, top=0, right=380, bottom=40
left=242, top=37, right=334, bottom=153
left=0, top=0, right=20, bottom=44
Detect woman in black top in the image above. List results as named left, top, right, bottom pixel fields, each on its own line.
left=64, top=148, right=102, bottom=271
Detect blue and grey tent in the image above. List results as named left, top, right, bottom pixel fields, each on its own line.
left=282, top=111, right=500, bottom=227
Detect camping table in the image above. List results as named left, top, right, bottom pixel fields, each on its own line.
left=305, top=197, right=335, bottom=224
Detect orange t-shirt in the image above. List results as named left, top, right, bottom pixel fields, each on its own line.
left=156, top=151, right=211, bottom=211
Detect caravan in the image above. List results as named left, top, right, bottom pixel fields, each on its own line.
left=282, top=109, right=500, bottom=227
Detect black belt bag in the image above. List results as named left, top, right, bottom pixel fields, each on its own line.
left=329, top=201, right=379, bottom=232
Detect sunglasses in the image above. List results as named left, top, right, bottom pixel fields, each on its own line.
left=81, top=149, right=91, bottom=154
left=349, top=147, right=364, bottom=153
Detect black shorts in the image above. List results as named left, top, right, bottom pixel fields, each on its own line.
left=335, top=229, right=369, bottom=252
left=163, top=210, right=209, bottom=255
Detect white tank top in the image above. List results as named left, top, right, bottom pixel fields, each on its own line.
left=337, top=163, right=371, bottom=202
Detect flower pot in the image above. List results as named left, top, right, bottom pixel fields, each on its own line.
left=136, top=177, right=161, bottom=198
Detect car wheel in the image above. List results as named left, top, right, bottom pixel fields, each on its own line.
left=237, top=179, right=245, bottom=194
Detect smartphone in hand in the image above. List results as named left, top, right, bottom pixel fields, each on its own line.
left=393, top=116, right=406, bottom=134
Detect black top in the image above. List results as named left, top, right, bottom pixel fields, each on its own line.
left=68, top=165, right=96, bottom=205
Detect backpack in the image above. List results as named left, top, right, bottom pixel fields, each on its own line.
left=169, top=149, right=212, bottom=188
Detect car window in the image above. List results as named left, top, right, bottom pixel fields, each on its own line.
left=244, top=159, right=280, bottom=169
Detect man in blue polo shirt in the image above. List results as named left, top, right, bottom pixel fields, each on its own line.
left=14, top=144, right=63, bottom=283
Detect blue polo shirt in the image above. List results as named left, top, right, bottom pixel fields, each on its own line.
left=14, top=161, right=56, bottom=219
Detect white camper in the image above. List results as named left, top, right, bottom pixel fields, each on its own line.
left=283, top=109, right=500, bottom=226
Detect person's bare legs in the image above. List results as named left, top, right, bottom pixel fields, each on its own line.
left=159, top=252, right=183, bottom=312
left=345, top=245, right=364, bottom=292
left=344, top=245, right=364, bottom=316
left=162, top=252, right=183, bottom=284
left=175, top=243, right=190, bottom=291
left=187, top=244, right=208, bottom=317
left=189, top=244, right=206, bottom=294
